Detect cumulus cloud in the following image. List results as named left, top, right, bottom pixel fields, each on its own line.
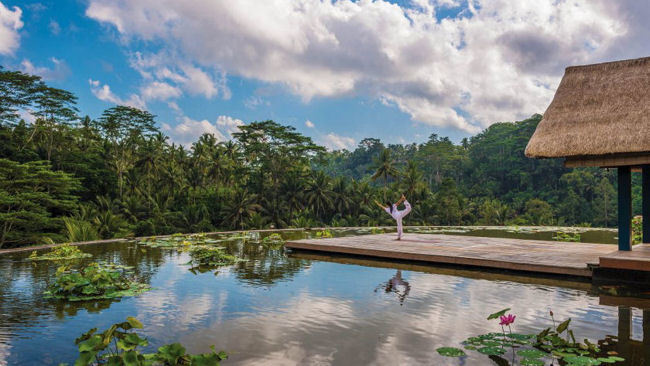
left=21, top=58, right=70, bottom=81
left=216, top=115, right=244, bottom=137
left=140, top=81, right=182, bottom=101
left=89, top=79, right=146, bottom=109
left=162, top=115, right=245, bottom=147
left=84, top=0, right=643, bottom=133
left=321, top=132, right=355, bottom=151
left=305, top=120, right=315, bottom=128
left=130, top=52, right=230, bottom=99
left=0, top=2, right=23, bottom=55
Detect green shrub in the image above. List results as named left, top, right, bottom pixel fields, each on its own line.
left=63, top=217, right=100, bottom=243
left=632, top=215, right=643, bottom=244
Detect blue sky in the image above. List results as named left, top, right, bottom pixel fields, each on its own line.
left=0, top=0, right=646, bottom=149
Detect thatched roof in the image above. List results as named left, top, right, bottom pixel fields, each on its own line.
left=525, top=56, right=650, bottom=160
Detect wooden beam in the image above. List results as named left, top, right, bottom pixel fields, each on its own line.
left=644, top=165, right=650, bottom=243
left=565, top=154, right=650, bottom=168
left=619, top=166, right=632, bottom=251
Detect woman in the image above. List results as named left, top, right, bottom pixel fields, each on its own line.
left=375, top=194, right=412, bottom=240
left=374, top=270, right=411, bottom=306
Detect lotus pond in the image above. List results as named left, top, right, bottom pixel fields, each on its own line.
left=0, top=227, right=648, bottom=365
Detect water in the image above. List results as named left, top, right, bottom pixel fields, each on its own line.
left=0, top=228, right=646, bottom=365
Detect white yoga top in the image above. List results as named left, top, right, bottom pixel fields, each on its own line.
left=384, top=200, right=411, bottom=221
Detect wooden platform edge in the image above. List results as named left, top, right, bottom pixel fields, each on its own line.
left=599, top=256, right=650, bottom=272
left=286, top=241, right=593, bottom=277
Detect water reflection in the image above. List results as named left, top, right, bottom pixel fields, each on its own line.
left=375, top=270, right=411, bottom=306
left=0, top=229, right=644, bottom=365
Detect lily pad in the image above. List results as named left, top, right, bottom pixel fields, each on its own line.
left=517, top=349, right=547, bottom=359
left=563, top=355, right=602, bottom=366
left=436, top=347, right=466, bottom=357
left=477, top=346, right=506, bottom=356
left=521, top=358, right=545, bottom=366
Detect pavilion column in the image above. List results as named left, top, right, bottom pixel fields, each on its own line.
left=618, top=166, right=632, bottom=251
left=643, top=165, right=650, bottom=243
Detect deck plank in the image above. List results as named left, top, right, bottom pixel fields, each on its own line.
left=599, top=244, right=650, bottom=272
left=286, top=233, right=619, bottom=277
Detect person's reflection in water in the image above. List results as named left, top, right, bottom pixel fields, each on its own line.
left=375, top=270, right=411, bottom=305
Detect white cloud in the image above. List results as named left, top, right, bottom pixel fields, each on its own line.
left=129, top=52, right=229, bottom=100
left=244, top=95, right=269, bottom=109
left=140, top=81, right=181, bottom=101
left=21, top=58, right=70, bottom=81
left=162, top=115, right=245, bottom=147
left=84, top=0, right=641, bottom=133
left=49, top=19, right=60, bottom=35
left=89, top=79, right=146, bottom=109
left=0, top=2, right=23, bottom=55
left=305, top=120, right=315, bottom=128
left=215, top=115, right=244, bottom=137
left=321, top=132, right=355, bottom=151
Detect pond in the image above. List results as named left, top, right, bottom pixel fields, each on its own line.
left=0, top=228, right=647, bottom=365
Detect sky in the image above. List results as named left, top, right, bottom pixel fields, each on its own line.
left=0, top=0, right=648, bottom=150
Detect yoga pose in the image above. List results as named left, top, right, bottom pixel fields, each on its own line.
left=374, top=270, right=411, bottom=306
left=375, top=194, right=412, bottom=240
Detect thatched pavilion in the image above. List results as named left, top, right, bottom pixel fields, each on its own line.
left=526, top=56, right=650, bottom=251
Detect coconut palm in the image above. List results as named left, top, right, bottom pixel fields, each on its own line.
left=371, top=148, right=400, bottom=194
left=221, top=190, right=262, bottom=229
left=304, top=171, right=334, bottom=221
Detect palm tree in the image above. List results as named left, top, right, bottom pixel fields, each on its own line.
left=332, top=177, right=352, bottom=213
left=371, top=148, right=399, bottom=196
left=221, top=190, right=261, bottom=229
left=402, top=160, right=423, bottom=197
left=282, top=172, right=305, bottom=223
left=304, top=171, right=334, bottom=221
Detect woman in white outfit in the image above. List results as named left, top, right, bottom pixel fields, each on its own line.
left=375, top=194, right=412, bottom=240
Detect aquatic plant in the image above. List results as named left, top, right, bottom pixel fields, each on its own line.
left=499, top=314, right=516, bottom=326
left=137, top=233, right=222, bottom=248
left=261, top=233, right=285, bottom=248
left=45, top=262, right=150, bottom=301
left=72, top=317, right=227, bottom=365
left=187, top=245, right=241, bottom=268
left=437, top=308, right=625, bottom=365
left=370, top=227, right=385, bottom=234
left=28, top=243, right=92, bottom=261
left=315, top=229, right=333, bottom=238
left=553, top=231, right=581, bottom=242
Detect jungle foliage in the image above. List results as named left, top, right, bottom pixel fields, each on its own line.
left=0, top=66, right=634, bottom=248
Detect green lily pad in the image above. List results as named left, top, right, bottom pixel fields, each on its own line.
left=563, top=355, right=602, bottom=366
left=521, top=358, right=545, bottom=366
left=477, top=346, right=506, bottom=356
left=517, top=349, right=547, bottom=359
left=436, top=347, right=466, bottom=357
left=597, top=356, right=624, bottom=363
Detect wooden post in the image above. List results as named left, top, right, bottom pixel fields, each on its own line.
left=618, top=166, right=632, bottom=251
left=641, top=165, right=650, bottom=243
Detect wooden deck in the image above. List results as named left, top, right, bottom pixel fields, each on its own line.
left=600, top=244, right=650, bottom=272
left=287, top=233, right=620, bottom=277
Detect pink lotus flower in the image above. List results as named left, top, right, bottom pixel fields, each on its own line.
left=499, top=314, right=516, bottom=326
